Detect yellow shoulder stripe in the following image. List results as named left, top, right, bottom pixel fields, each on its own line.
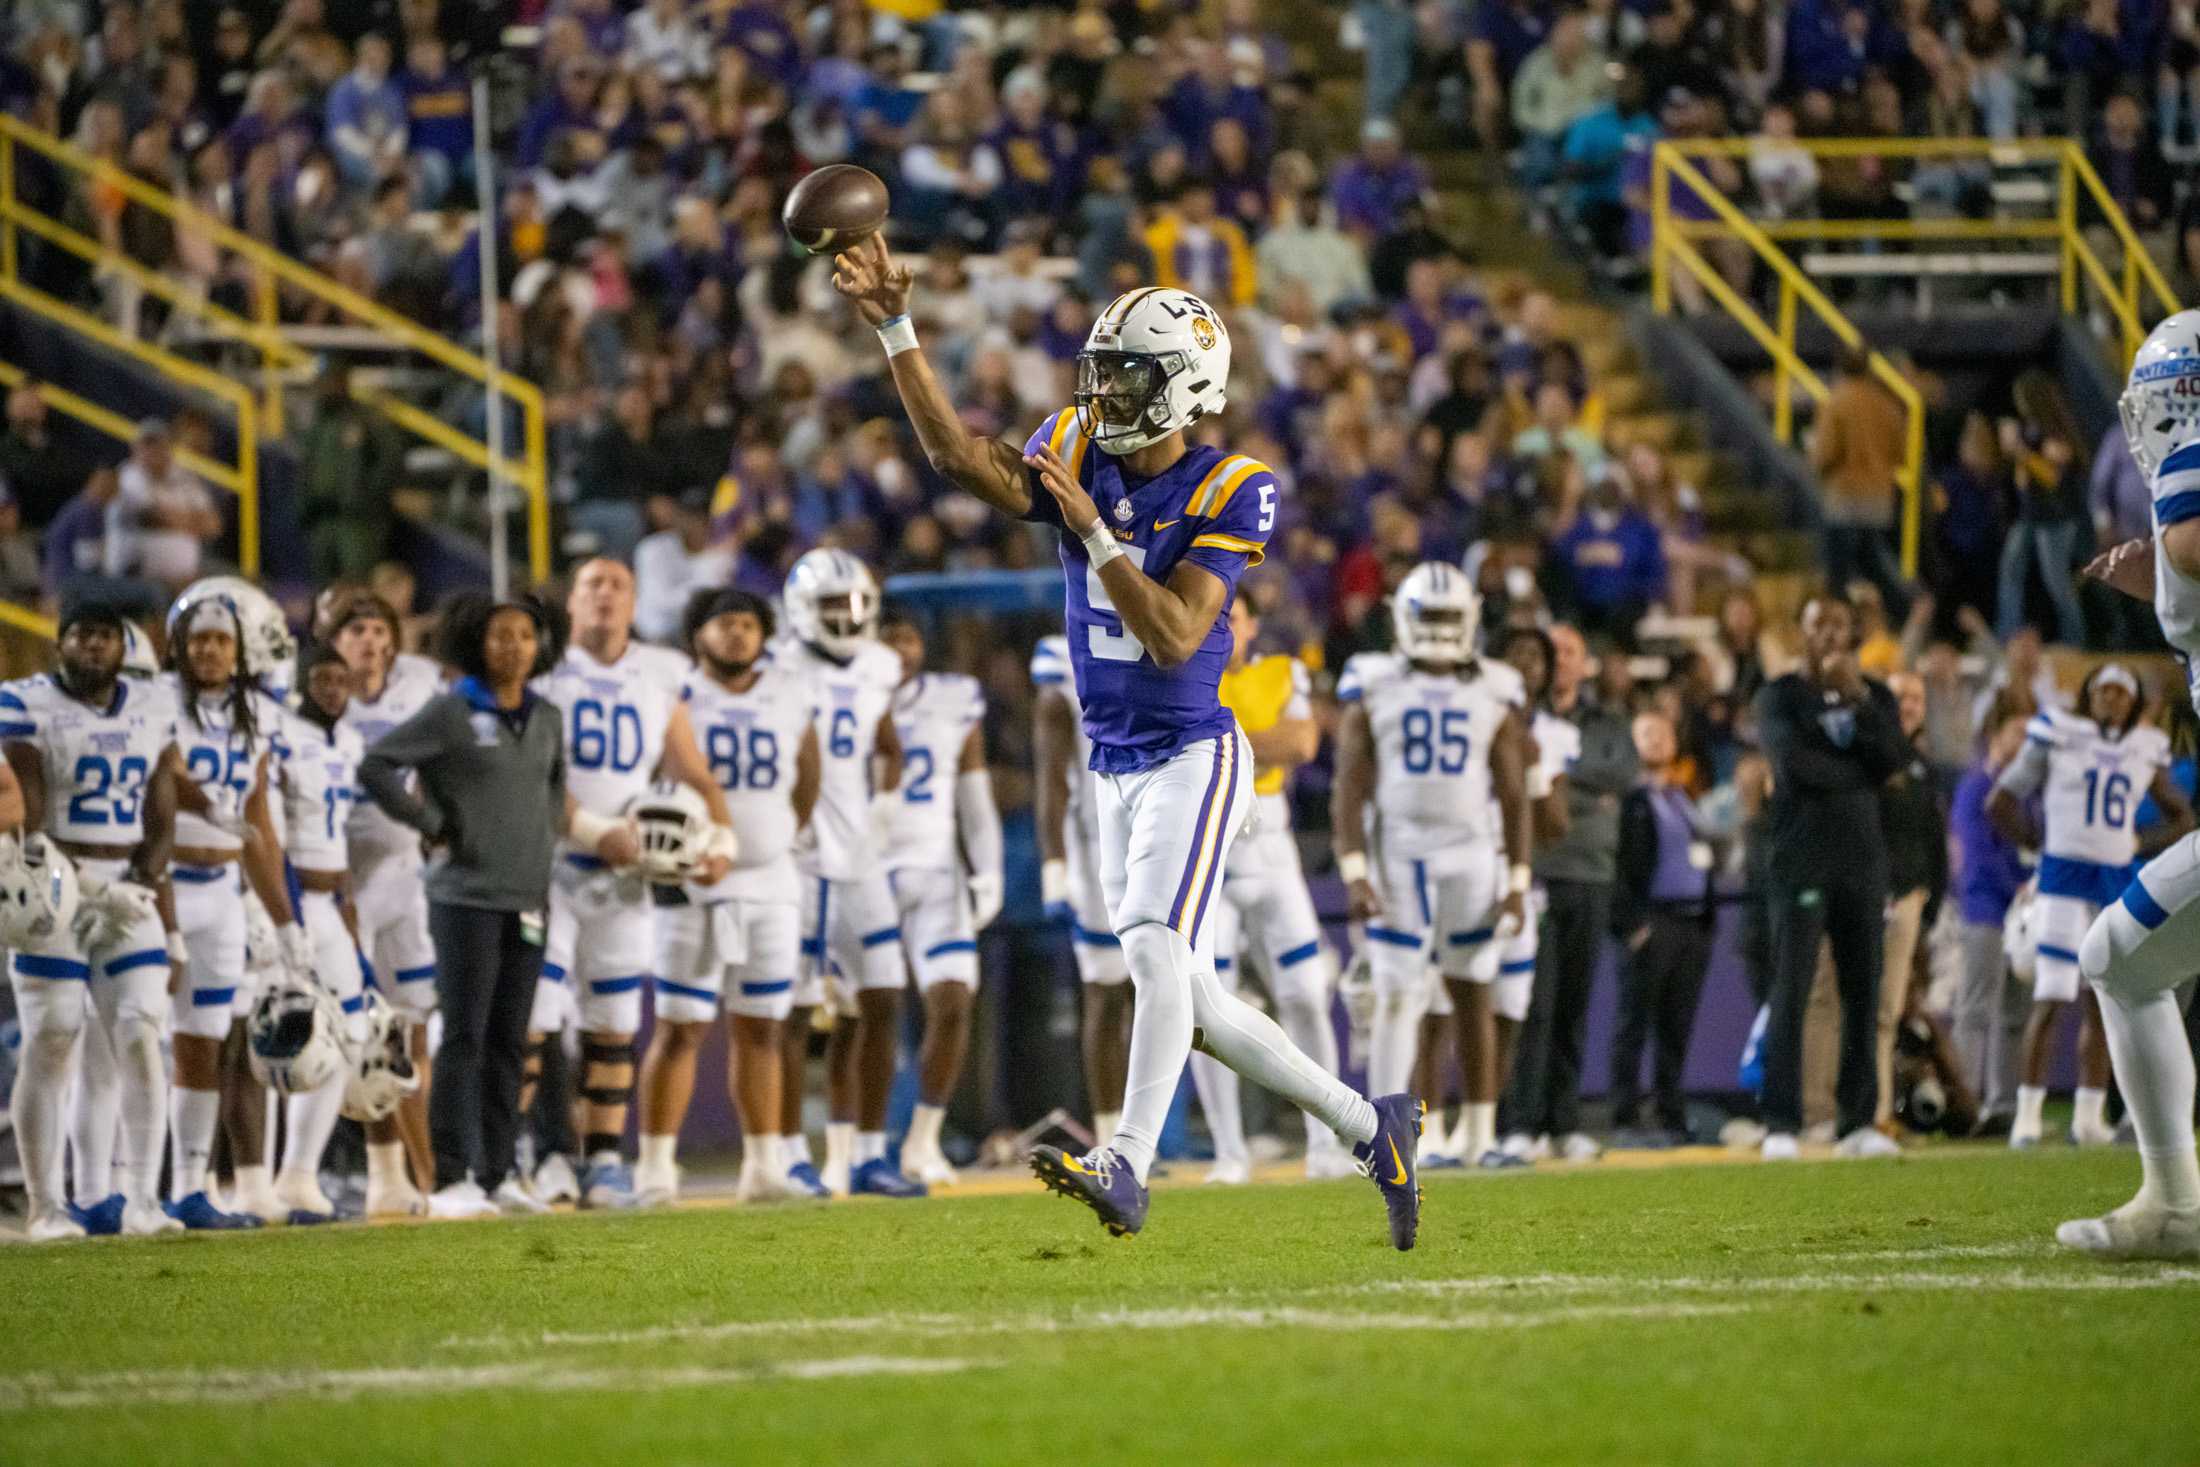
left=1191, top=532, right=1264, bottom=564
left=1205, top=458, right=1270, bottom=519
left=1187, top=455, right=1251, bottom=517
left=1046, top=407, right=1077, bottom=457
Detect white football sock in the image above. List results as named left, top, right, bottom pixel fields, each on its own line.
left=907, top=1103, right=945, bottom=1157
left=231, top=1162, right=276, bottom=1215
left=824, top=1121, right=855, bottom=1175
left=281, top=1078, right=346, bottom=1184
left=856, top=1130, right=886, bottom=1165
left=113, top=1014, right=167, bottom=1207
left=367, top=1140, right=411, bottom=1192
left=1462, top=1101, right=1497, bottom=1161
left=2073, top=1086, right=2108, bottom=1136
left=2093, top=986, right=2200, bottom=1211
left=1190, top=1049, right=1249, bottom=1167
left=1274, top=966, right=1342, bottom=1149
left=1366, top=985, right=1428, bottom=1101
left=70, top=1018, right=118, bottom=1202
left=171, top=1086, right=220, bottom=1198
left=787, top=1133, right=814, bottom=1168
left=13, top=1017, right=78, bottom=1215
left=637, top=1133, right=678, bottom=1178
left=1095, top=1109, right=1121, bottom=1146
left=1115, top=923, right=1199, bottom=1183
left=747, top=1133, right=782, bottom=1174
left=2014, top=1084, right=2046, bottom=1140
left=1168, top=927, right=1378, bottom=1146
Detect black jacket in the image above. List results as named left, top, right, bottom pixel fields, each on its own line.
left=1752, top=672, right=1909, bottom=888
left=1880, top=737, right=1949, bottom=920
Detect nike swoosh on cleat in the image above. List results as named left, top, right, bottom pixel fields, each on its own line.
left=1387, top=1139, right=1408, bottom=1187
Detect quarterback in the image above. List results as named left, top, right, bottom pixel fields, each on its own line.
left=833, top=236, right=1423, bottom=1246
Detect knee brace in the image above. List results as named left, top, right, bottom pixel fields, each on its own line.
left=580, top=1036, right=635, bottom=1158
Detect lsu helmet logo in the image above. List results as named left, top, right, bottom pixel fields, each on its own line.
left=1190, top=316, right=1218, bottom=351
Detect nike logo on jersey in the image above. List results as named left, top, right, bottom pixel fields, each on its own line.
left=1154, top=518, right=1180, bottom=531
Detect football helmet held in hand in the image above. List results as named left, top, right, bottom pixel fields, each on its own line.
left=247, top=975, right=347, bottom=1094
left=0, top=833, right=80, bottom=950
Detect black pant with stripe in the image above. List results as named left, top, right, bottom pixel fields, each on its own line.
left=427, top=904, right=543, bottom=1191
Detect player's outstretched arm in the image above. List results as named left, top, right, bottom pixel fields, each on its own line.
left=1331, top=703, right=1381, bottom=921
left=1, top=739, right=42, bottom=835
left=832, top=235, right=1031, bottom=517
left=1026, top=444, right=1226, bottom=668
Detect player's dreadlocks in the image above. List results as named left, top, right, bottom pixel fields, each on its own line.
left=170, top=596, right=261, bottom=745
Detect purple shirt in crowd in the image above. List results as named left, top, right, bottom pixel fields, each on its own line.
left=1951, top=765, right=2030, bottom=926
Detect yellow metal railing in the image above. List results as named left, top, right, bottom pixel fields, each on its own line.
left=1651, top=136, right=2181, bottom=577
left=1651, top=142, right=1928, bottom=574
left=0, top=112, right=550, bottom=582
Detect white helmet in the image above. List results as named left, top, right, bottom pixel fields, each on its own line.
left=168, top=576, right=296, bottom=691
left=342, top=990, right=420, bottom=1123
left=0, top=833, right=79, bottom=950
left=625, top=779, right=713, bottom=885
left=2004, top=878, right=2039, bottom=987
left=2120, top=307, right=2200, bottom=477
left=247, top=974, right=347, bottom=1094
left=1391, top=561, right=1482, bottom=666
left=784, top=547, right=878, bottom=658
left=1077, top=287, right=1230, bottom=455
left=119, top=622, right=158, bottom=678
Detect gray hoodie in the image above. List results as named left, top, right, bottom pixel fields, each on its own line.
left=357, top=678, right=567, bottom=912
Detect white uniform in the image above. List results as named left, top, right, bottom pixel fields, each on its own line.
left=883, top=672, right=986, bottom=991
left=654, top=662, right=811, bottom=1023
left=779, top=637, right=907, bottom=1011
left=1489, top=709, right=1580, bottom=1023
left=166, top=678, right=290, bottom=1039
left=1998, top=707, right=2170, bottom=1002
left=341, top=652, right=443, bottom=1016
left=1339, top=652, right=1525, bottom=998
left=0, top=675, right=176, bottom=1028
left=278, top=712, right=369, bottom=1023
left=532, top=640, right=688, bottom=1035
left=1032, top=636, right=1127, bottom=986
left=1215, top=657, right=1330, bottom=1013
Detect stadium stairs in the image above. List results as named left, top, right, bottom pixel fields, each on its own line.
left=0, top=112, right=547, bottom=670
left=1271, top=1, right=1817, bottom=630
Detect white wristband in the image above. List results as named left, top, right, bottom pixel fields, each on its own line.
left=1508, top=863, right=1533, bottom=896
left=877, top=313, right=918, bottom=356
left=569, top=806, right=623, bottom=854
left=1081, top=521, right=1125, bottom=570
left=1338, top=851, right=1368, bottom=884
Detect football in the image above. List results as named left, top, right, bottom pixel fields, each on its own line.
left=781, top=164, right=889, bottom=255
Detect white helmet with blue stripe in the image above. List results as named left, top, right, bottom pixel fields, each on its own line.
left=2120, top=307, right=2200, bottom=477
left=783, top=547, right=878, bottom=658
left=167, top=575, right=295, bottom=693
left=1391, top=561, right=1481, bottom=667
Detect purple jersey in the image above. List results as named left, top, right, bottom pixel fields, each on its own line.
left=1021, top=407, right=1277, bottom=775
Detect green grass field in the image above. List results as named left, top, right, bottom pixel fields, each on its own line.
left=3, top=1146, right=2195, bottom=1465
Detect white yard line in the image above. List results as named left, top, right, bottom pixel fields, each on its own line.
left=439, top=1300, right=1748, bottom=1355
left=0, top=1355, right=978, bottom=1412
left=1358, top=1267, right=2200, bottom=1298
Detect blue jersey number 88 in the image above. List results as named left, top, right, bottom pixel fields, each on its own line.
left=705, top=724, right=781, bottom=790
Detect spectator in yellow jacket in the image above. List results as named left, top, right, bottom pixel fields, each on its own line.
left=1143, top=182, right=1257, bottom=309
